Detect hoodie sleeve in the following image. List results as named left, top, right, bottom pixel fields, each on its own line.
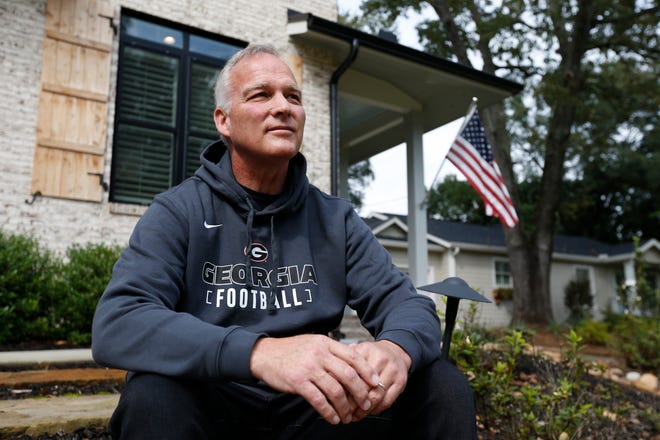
left=91, top=196, right=263, bottom=380
left=344, top=210, right=441, bottom=372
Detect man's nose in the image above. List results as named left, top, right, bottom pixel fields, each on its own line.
left=270, top=92, right=291, bottom=115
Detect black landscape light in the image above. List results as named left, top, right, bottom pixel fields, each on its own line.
left=418, top=277, right=491, bottom=360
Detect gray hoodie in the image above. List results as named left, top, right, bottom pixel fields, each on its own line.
left=92, top=140, right=441, bottom=381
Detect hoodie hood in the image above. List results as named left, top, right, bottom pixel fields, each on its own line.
left=195, top=140, right=310, bottom=311
left=195, top=140, right=309, bottom=217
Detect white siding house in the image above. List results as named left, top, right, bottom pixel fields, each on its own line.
left=366, top=213, right=660, bottom=327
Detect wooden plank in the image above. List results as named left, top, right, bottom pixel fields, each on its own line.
left=41, top=38, right=110, bottom=98
left=46, top=0, right=113, bottom=47
left=37, top=91, right=107, bottom=152
left=46, top=29, right=111, bottom=52
left=41, top=82, right=107, bottom=102
left=32, top=0, right=114, bottom=202
left=37, top=138, right=105, bottom=156
left=32, top=147, right=103, bottom=202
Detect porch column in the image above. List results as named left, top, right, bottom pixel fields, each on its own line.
left=623, top=259, right=637, bottom=308
left=405, top=111, right=428, bottom=286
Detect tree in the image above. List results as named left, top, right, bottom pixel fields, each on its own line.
left=349, top=0, right=658, bottom=324
left=427, top=175, right=498, bottom=224
left=347, top=159, right=375, bottom=209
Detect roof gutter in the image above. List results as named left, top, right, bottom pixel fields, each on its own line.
left=288, top=12, right=523, bottom=95
left=329, top=38, right=359, bottom=197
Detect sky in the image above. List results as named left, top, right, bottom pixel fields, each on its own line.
left=337, top=0, right=465, bottom=215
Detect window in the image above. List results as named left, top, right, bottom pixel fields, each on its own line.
left=110, top=12, right=244, bottom=204
left=575, top=267, right=590, bottom=283
left=494, top=260, right=512, bottom=287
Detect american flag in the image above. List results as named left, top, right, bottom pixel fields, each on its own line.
left=446, top=108, right=519, bottom=228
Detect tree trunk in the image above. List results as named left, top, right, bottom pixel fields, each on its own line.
left=428, top=0, right=598, bottom=325
left=482, top=105, right=554, bottom=325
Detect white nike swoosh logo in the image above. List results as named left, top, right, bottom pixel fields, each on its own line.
left=203, top=221, right=223, bottom=229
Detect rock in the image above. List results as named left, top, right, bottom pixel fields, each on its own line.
left=633, top=373, right=658, bottom=393
left=602, top=410, right=617, bottom=421
left=609, top=367, right=624, bottom=377
left=626, top=371, right=641, bottom=381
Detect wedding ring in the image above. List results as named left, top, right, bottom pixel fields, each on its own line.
left=377, top=382, right=387, bottom=391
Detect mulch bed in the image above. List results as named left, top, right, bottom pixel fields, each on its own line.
left=1, top=337, right=658, bottom=439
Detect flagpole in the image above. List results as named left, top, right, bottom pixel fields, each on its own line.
left=422, top=97, right=480, bottom=207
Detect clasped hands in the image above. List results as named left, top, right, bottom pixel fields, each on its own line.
left=250, top=334, right=411, bottom=425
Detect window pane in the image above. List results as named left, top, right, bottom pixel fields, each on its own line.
left=112, top=125, right=174, bottom=204
left=122, top=16, right=183, bottom=48
left=189, top=62, right=219, bottom=135
left=575, top=268, right=589, bottom=282
left=190, top=35, right=241, bottom=59
left=118, top=47, right=179, bottom=126
left=495, top=261, right=511, bottom=286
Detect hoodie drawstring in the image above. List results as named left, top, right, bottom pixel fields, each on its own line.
left=245, top=197, right=280, bottom=313
left=269, top=215, right=280, bottom=313
left=244, top=198, right=255, bottom=293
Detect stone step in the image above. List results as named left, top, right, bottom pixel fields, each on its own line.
left=338, top=311, right=373, bottom=342
left=0, top=394, right=118, bottom=438
left=0, top=359, right=124, bottom=438
left=0, top=315, right=373, bottom=439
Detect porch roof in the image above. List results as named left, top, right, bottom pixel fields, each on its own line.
left=366, top=214, right=650, bottom=259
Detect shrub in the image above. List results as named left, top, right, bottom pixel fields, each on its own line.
left=452, top=328, right=599, bottom=438
left=0, top=230, right=58, bottom=344
left=56, top=243, right=122, bottom=344
left=611, top=315, right=660, bottom=374
left=0, top=229, right=121, bottom=346
left=451, top=313, right=658, bottom=439
left=564, top=278, right=593, bottom=323
left=574, top=319, right=612, bottom=346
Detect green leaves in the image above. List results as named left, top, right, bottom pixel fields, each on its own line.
left=0, top=230, right=121, bottom=346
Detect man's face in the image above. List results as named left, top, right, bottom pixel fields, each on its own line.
left=214, top=53, right=305, bottom=164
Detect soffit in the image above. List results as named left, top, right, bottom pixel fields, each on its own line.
left=287, top=12, right=523, bottom=164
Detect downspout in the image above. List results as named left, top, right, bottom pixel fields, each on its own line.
left=329, top=38, right=359, bottom=196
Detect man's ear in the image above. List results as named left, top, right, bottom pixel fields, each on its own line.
left=214, top=107, right=230, bottom=138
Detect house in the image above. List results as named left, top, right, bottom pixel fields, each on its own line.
left=1, top=0, right=521, bottom=289
left=3, top=1, right=652, bottom=329
left=366, top=213, right=660, bottom=326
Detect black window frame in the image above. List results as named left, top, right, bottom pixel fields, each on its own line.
left=110, top=9, right=246, bottom=205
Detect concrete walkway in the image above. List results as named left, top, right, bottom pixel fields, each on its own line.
left=0, top=349, right=120, bottom=438
left=0, top=394, right=118, bottom=438
left=0, top=349, right=92, bottom=367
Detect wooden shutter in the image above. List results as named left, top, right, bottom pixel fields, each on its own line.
left=31, top=0, right=114, bottom=202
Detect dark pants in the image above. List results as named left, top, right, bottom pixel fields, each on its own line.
left=109, top=358, right=477, bottom=439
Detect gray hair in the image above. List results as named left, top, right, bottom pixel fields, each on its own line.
left=214, top=44, right=282, bottom=114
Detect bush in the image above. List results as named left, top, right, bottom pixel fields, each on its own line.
left=451, top=325, right=658, bottom=439
left=0, top=230, right=121, bottom=346
left=452, top=328, right=599, bottom=438
left=57, top=243, right=123, bottom=344
left=564, top=278, right=593, bottom=323
left=574, top=319, right=612, bottom=346
left=610, top=314, right=660, bottom=374
left=0, top=230, right=59, bottom=344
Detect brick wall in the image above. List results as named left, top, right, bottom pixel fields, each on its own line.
left=0, top=0, right=337, bottom=253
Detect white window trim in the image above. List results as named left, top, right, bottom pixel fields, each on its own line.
left=493, top=258, right=513, bottom=288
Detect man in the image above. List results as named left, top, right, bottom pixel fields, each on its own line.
left=92, top=44, right=476, bottom=439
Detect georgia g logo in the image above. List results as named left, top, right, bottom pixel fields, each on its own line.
left=244, top=242, right=269, bottom=263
